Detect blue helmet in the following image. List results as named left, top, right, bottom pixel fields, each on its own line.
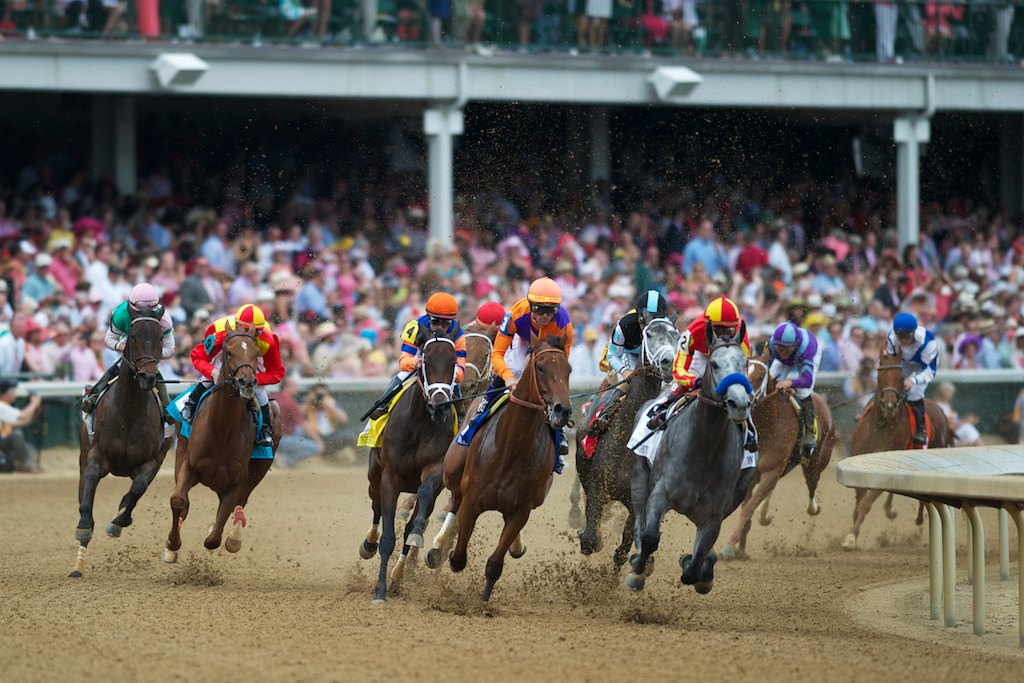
left=772, top=322, right=801, bottom=347
left=893, top=312, right=918, bottom=333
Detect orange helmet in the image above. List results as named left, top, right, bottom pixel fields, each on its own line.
left=425, top=292, right=458, bottom=319
left=235, top=304, right=267, bottom=330
left=527, top=277, right=562, bottom=306
left=703, top=296, right=741, bottom=329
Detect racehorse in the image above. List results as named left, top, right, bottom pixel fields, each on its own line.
left=720, top=348, right=836, bottom=560
left=841, top=351, right=952, bottom=549
left=442, top=333, right=572, bottom=601
left=626, top=324, right=754, bottom=594
left=460, top=320, right=500, bottom=419
left=358, top=331, right=460, bottom=603
left=576, top=317, right=678, bottom=569
left=70, top=305, right=173, bottom=577
left=163, top=328, right=281, bottom=563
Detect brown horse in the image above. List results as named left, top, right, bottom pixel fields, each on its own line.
left=440, top=333, right=572, bottom=601
left=841, top=351, right=952, bottom=550
left=359, top=331, right=460, bottom=603
left=70, top=306, right=173, bottom=577
left=162, top=328, right=281, bottom=563
left=720, top=349, right=836, bottom=560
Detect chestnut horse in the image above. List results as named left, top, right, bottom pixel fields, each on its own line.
left=460, top=320, right=499, bottom=418
left=358, top=331, right=460, bottom=603
left=70, top=306, right=173, bottom=577
left=720, top=349, right=836, bottom=560
left=841, top=351, right=952, bottom=550
left=440, top=334, right=572, bottom=601
left=163, top=328, right=281, bottom=563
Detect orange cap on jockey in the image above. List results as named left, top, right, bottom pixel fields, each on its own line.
left=235, top=304, right=267, bottom=330
left=527, top=277, right=562, bottom=305
left=425, top=292, right=458, bottom=319
left=704, top=296, right=741, bottom=329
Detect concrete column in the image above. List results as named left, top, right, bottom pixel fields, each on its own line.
left=894, top=115, right=930, bottom=251
left=91, top=95, right=114, bottom=184
left=113, top=96, right=137, bottom=196
left=999, top=114, right=1024, bottom=223
left=424, top=107, right=464, bottom=248
left=589, top=106, right=610, bottom=183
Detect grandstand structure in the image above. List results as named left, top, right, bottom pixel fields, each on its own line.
left=3, top=42, right=1024, bottom=250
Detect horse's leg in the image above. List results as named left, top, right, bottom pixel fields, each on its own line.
left=360, top=448, right=383, bottom=560
left=612, top=509, right=635, bottom=571
left=567, top=472, right=584, bottom=530
left=722, top=470, right=780, bottom=560
left=758, top=490, right=774, bottom=526
left=802, top=456, right=825, bottom=517
left=407, top=469, right=443, bottom=548
left=683, top=517, right=722, bottom=594
left=578, top=469, right=606, bottom=555
left=236, top=459, right=273, bottom=509
left=204, top=483, right=243, bottom=551
left=107, top=458, right=162, bottom=537
left=75, top=450, right=106, bottom=544
left=843, top=489, right=884, bottom=550
left=629, top=456, right=651, bottom=551
left=883, top=492, right=898, bottom=520
left=372, top=471, right=400, bottom=603
left=164, top=463, right=198, bottom=563
left=448, top=499, right=479, bottom=574
left=398, top=494, right=415, bottom=521
left=626, top=474, right=666, bottom=592
left=482, top=508, right=530, bottom=602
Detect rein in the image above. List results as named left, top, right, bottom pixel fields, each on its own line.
left=874, top=361, right=906, bottom=415
left=509, top=347, right=566, bottom=413
left=417, top=336, right=458, bottom=405
left=122, top=315, right=162, bottom=380
left=211, top=330, right=259, bottom=396
left=462, top=332, right=494, bottom=385
left=640, top=318, right=677, bottom=370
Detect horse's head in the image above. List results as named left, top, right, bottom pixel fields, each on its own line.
left=704, top=321, right=752, bottom=425
left=527, top=332, right=573, bottom=429
left=125, top=306, right=163, bottom=392
left=222, top=329, right=261, bottom=401
left=875, top=352, right=905, bottom=421
left=747, top=345, right=771, bottom=402
left=641, top=317, right=680, bottom=383
left=420, top=331, right=459, bottom=424
left=462, top=322, right=498, bottom=392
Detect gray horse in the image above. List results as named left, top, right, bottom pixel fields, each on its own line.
left=576, top=318, right=679, bottom=569
left=626, top=323, right=755, bottom=594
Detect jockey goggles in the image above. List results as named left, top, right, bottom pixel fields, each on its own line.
left=530, top=303, right=558, bottom=316
left=428, top=316, right=452, bottom=327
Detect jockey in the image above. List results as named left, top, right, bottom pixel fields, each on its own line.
left=460, top=277, right=574, bottom=472
left=605, top=290, right=671, bottom=381
left=647, top=296, right=752, bottom=431
left=885, top=312, right=938, bottom=446
left=182, top=303, right=285, bottom=447
left=81, top=283, right=175, bottom=430
left=475, top=300, right=506, bottom=328
left=767, top=321, right=822, bottom=453
left=365, top=292, right=467, bottom=420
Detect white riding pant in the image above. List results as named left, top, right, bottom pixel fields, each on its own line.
left=906, top=380, right=928, bottom=402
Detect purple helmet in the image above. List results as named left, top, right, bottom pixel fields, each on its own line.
left=772, top=322, right=801, bottom=347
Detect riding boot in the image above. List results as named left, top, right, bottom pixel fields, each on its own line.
left=799, top=396, right=817, bottom=451
left=181, top=380, right=211, bottom=423
left=365, top=373, right=406, bottom=421
left=456, top=377, right=505, bottom=446
left=744, top=417, right=759, bottom=452
left=256, top=404, right=273, bottom=447
left=82, top=362, right=119, bottom=413
left=157, top=374, right=174, bottom=425
left=553, top=428, right=568, bottom=474
left=910, top=398, right=927, bottom=446
left=587, top=388, right=625, bottom=437
left=647, top=382, right=688, bottom=430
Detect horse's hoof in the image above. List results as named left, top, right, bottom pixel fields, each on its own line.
left=371, top=598, right=387, bottom=606
left=105, top=523, right=122, bottom=538
left=719, top=544, right=736, bottom=561
left=884, top=508, right=898, bottom=520
left=396, top=509, right=410, bottom=522
left=679, top=553, right=692, bottom=571
left=625, top=572, right=646, bottom=592
left=391, top=564, right=405, bottom=584
left=74, top=527, right=93, bottom=543
left=359, top=540, right=378, bottom=560
left=225, top=526, right=242, bottom=554
left=162, top=549, right=178, bottom=564
left=694, top=580, right=714, bottom=595
left=68, top=570, right=83, bottom=578
left=807, top=500, right=821, bottom=516
left=841, top=533, right=858, bottom=551
left=425, top=548, right=443, bottom=569
left=567, top=509, right=584, bottom=530
left=406, top=533, right=424, bottom=549
left=510, top=544, right=527, bottom=560
left=758, top=515, right=773, bottom=527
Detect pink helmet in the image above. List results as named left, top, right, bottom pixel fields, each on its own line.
left=129, top=283, right=160, bottom=311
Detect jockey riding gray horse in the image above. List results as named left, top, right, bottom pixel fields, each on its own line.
left=625, top=322, right=755, bottom=594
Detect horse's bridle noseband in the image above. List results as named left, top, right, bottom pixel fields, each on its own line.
left=699, top=339, right=751, bottom=410
left=216, top=330, right=260, bottom=396
left=640, top=318, right=677, bottom=377
left=875, top=362, right=906, bottom=416
left=123, top=315, right=162, bottom=381
left=418, top=336, right=458, bottom=406
left=508, top=347, right=569, bottom=425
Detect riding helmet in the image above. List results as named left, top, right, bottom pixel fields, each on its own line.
left=235, top=304, right=267, bottom=330
left=426, top=292, right=459, bottom=319
left=703, top=296, right=741, bottom=329
left=527, top=277, right=562, bottom=305
left=636, top=290, right=668, bottom=323
left=129, top=282, right=160, bottom=311
left=476, top=301, right=506, bottom=326
left=771, top=322, right=802, bottom=347
left=893, top=312, right=917, bottom=333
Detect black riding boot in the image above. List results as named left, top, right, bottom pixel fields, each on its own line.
left=181, top=380, right=211, bottom=423
left=799, top=396, right=817, bottom=451
left=82, top=362, right=119, bottom=413
left=256, top=403, right=273, bottom=447
left=744, top=417, right=759, bottom=452
left=157, top=373, right=173, bottom=424
left=910, top=399, right=927, bottom=446
left=365, top=373, right=406, bottom=421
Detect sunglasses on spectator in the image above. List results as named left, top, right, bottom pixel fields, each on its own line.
left=428, top=316, right=451, bottom=327
left=530, top=304, right=558, bottom=316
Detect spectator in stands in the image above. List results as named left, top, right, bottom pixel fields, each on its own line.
left=295, top=266, right=329, bottom=322
left=682, top=218, right=727, bottom=278
left=0, top=379, right=43, bottom=474
left=570, top=327, right=604, bottom=379
left=304, top=382, right=349, bottom=457
left=67, top=330, right=104, bottom=383
left=274, top=376, right=322, bottom=468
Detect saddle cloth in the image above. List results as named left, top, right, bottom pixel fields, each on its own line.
left=627, top=396, right=690, bottom=463
left=860, top=401, right=932, bottom=449
left=455, top=393, right=509, bottom=447
left=357, top=378, right=459, bottom=449
left=168, top=385, right=273, bottom=459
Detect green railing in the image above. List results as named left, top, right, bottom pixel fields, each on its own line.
left=4, top=1, right=1023, bottom=64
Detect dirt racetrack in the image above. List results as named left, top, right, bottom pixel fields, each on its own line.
left=1, top=443, right=1022, bottom=683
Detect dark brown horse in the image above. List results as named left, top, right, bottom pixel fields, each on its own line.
left=440, top=334, right=572, bottom=601
left=841, top=351, right=952, bottom=550
left=720, top=349, right=836, bottom=559
left=70, top=306, right=173, bottom=577
left=163, top=328, right=281, bottom=563
left=358, top=331, right=460, bottom=603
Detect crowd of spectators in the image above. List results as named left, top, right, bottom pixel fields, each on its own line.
left=0, top=1, right=1019, bottom=64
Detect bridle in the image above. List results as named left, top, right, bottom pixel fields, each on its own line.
left=123, top=315, right=162, bottom=382
left=698, top=339, right=751, bottom=410
left=747, top=358, right=770, bottom=402
left=875, top=362, right=906, bottom=417
left=462, top=331, right=494, bottom=385
left=509, top=347, right=568, bottom=425
left=418, top=335, right=458, bottom=406
left=640, top=317, right=677, bottom=377
left=216, top=329, right=260, bottom=396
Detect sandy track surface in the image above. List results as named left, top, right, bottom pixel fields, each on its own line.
left=1, top=445, right=1021, bottom=683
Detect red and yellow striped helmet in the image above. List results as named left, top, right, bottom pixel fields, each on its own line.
left=235, top=304, right=267, bottom=330
left=703, top=296, right=741, bottom=329
left=527, top=277, right=562, bottom=305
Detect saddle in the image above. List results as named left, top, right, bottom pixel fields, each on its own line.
left=455, top=393, right=509, bottom=447
left=356, top=378, right=459, bottom=449
left=860, top=400, right=932, bottom=449
left=167, top=385, right=273, bottom=459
